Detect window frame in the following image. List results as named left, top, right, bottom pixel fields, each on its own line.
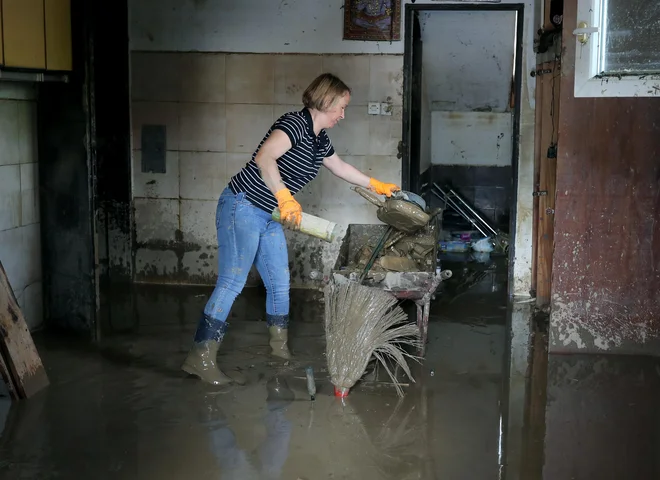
left=574, top=0, right=660, bottom=98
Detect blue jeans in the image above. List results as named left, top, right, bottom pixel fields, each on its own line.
left=197, top=188, right=290, bottom=342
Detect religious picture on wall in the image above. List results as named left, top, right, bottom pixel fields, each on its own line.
left=343, top=0, right=401, bottom=42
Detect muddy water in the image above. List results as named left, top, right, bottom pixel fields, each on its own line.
left=3, top=262, right=657, bottom=479
left=0, top=278, right=509, bottom=480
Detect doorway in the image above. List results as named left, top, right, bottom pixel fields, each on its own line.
left=401, top=3, right=526, bottom=477
left=403, top=3, right=524, bottom=296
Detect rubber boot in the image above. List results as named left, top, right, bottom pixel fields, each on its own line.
left=182, top=314, right=233, bottom=385
left=266, top=314, right=292, bottom=360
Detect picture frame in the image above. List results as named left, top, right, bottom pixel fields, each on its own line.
left=343, top=0, right=402, bottom=42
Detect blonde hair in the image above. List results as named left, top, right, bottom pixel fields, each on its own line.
left=302, top=73, right=351, bottom=112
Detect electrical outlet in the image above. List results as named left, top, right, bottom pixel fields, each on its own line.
left=380, top=103, right=392, bottom=116
left=368, top=102, right=380, bottom=115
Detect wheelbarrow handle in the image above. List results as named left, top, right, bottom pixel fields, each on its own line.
left=352, top=186, right=385, bottom=207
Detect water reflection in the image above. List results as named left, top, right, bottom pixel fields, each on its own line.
left=201, top=376, right=293, bottom=480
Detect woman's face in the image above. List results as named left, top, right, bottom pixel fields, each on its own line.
left=323, top=93, right=351, bottom=129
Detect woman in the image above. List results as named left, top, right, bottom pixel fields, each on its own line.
left=181, top=73, right=400, bottom=385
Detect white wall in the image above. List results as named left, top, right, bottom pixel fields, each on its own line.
left=420, top=10, right=517, bottom=112
left=130, top=0, right=411, bottom=54
left=0, top=82, right=42, bottom=330
left=431, top=111, right=513, bottom=167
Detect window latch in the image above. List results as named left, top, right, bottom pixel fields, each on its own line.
left=573, top=22, right=599, bottom=45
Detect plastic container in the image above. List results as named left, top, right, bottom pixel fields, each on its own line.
left=439, top=240, right=470, bottom=253
left=272, top=209, right=341, bottom=243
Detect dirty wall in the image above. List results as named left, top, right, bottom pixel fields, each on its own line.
left=128, top=0, right=538, bottom=294
left=0, top=83, right=41, bottom=330
left=550, top=0, right=660, bottom=354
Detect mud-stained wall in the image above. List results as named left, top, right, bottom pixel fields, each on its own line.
left=131, top=52, right=401, bottom=286
left=128, top=0, right=538, bottom=293
left=0, top=84, right=42, bottom=331
left=550, top=0, right=660, bottom=354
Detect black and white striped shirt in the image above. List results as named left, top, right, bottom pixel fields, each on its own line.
left=229, top=108, right=335, bottom=213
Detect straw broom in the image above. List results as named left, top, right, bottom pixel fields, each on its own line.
left=324, top=281, right=421, bottom=397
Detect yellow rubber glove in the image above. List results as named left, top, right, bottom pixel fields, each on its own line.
left=274, top=188, right=302, bottom=230
left=368, top=178, right=401, bottom=197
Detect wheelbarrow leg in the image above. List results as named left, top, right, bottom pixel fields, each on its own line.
left=416, top=299, right=430, bottom=356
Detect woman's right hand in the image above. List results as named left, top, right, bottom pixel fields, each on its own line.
left=275, top=189, right=302, bottom=230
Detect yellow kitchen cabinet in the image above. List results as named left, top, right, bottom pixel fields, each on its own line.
left=2, top=0, right=46, bottom=69
left=0, top=6, right=4, bottom=65
left=45, top=0, right=72, bottom=71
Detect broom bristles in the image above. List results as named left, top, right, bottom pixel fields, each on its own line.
left=324, top=282, right=421, bottom=397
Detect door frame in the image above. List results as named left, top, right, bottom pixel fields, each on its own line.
left=402, top=2, right=525, bottom=292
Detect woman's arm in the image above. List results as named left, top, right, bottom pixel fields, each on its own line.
left=322, top=153, right=371, bottom=187
left=254, top=130, right=293, bottom=195
left=255, top=129, right=302, bottom=229
left=323, top=153, right=400, bottom=196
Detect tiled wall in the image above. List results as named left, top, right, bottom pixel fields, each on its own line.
left=131, top=52, right=403, bottom=285
left=0, top=83, right=42, bottom=330
left=428, top=165, right=512, bottom=232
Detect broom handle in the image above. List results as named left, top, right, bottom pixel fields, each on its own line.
left=359, top=226, right=394, bottom=284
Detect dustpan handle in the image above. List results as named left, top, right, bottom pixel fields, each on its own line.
left=352, top=187, right=384, bottom=208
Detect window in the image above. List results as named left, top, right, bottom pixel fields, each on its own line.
left=574, top=0, right=660, bottom=97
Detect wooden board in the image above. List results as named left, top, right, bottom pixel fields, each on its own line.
left=0, top=261, right=49, bottom=399
left=535, top=61, right=560, bottom=306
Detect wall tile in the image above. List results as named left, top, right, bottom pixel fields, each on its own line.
left=0, top=101, right=20, bottom=166
left=20, top=223, right=41, bottom=295
left=135, top=249, right=179, bottom=279
left=0, top=227, right=22, bottom=290
left=180, top=53, right=226, bottom=103
left=317, top=205, right=380, bottom=226
left=131, top=52, right=183, bottom=102
left=362, top=155, right=401, bottom=185
left=226, top=54, right=275, bottom=104
left=320, top=156, right=367, bottom=206
left=19, top=280, right=42, bottom=330
left=322, top=55, right=370, bottom=105
left=0, top=224, right=40, bottom=297
left=179, top=102, right=226, bottom=152
left=225, top=104, right=273, bottom=153
left=17, top=101, right=37, bottom=164
left=295, top=170, right=324, bottom=211
left=274, top=55, right=323, bottom=105
left=369, top=55, right=404, bottom=105
left=134, top=198, right=180, bottom=243
left=131, top=101, right=180, bottom=150
left=180, top=200, right=217, bottom=246
left=369, top=112, right=402, bottom=156
left=273, top=104, right=302, bottom=120
left=20, top=163, right=39, bottom=225
left=226, top=153, right=252, bottom=179
left=0, top=164, right=21, bottom=230
left=132, top=151, right=180, bottom=198
left=179, top=152, right=227, bottom=200
left=327, top=106, right=370, bottom=156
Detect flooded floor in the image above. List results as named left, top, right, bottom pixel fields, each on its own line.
left=1, top=256, right=660, bottom=479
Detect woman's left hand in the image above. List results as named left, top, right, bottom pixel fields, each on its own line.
left=368, top=178, right=401, bottom=197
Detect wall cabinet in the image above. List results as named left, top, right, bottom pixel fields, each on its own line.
left=1, top=0, right=72, bottom=71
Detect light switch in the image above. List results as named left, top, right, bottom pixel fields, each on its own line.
left=368, top=102, right=380, bottom=115
left=380, top=103, right=392, bottom=116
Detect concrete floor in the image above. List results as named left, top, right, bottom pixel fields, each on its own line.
left=1, top=256, right=659, bottom=479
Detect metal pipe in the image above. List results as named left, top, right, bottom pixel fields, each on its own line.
left=0, top=70, right=69, bottom=83
left=431, top=185, right=489, bottom=237
left=448, top=188, right=498, bottom=236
